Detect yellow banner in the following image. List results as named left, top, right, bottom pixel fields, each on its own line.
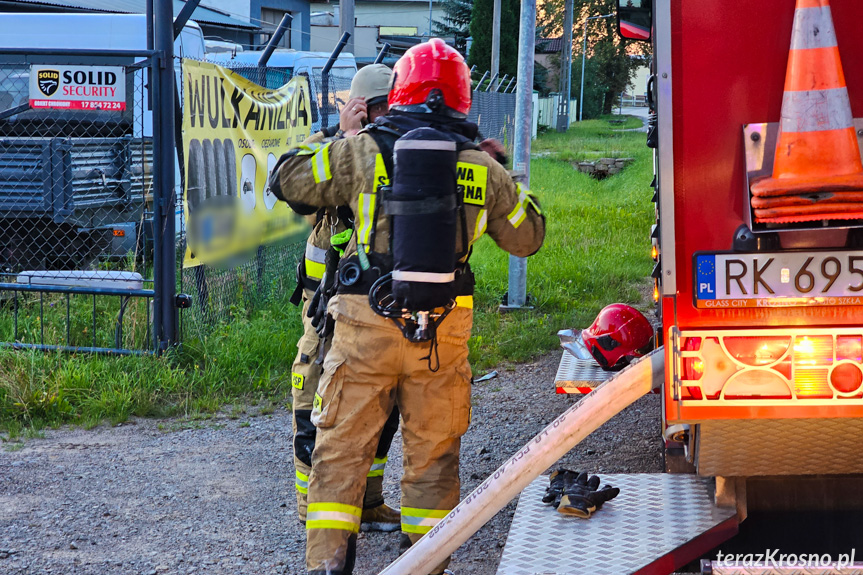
left=181, top=59, right=312, bottom=268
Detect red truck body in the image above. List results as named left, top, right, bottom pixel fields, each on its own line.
left=653, top=1, right=863, bottom=430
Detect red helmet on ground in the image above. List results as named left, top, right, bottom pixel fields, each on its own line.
left=389, top=38, right=472, bottom=118
left=582, top=304, right=653, bottom=371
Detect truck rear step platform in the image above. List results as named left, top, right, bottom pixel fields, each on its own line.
left=497, top=474, right=738, bottom=575
left=554, top=351, right=612, bottom=394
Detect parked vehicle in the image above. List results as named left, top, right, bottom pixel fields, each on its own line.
left=206, top=49, right=357, bottom=133
left=0, top=13, right=204, bottom=271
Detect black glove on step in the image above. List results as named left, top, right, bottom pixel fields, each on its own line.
left=542, top=469, right=575, bottom=508
left=557, top=472, right=620, bottom=518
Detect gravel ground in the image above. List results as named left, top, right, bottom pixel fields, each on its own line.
left=0, top=349, right=663, bottom=575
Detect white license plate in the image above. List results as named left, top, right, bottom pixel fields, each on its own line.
left=694, top=250, right=863, bottom=308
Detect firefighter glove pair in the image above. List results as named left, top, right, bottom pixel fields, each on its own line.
left=542, top=469, right=619, bottom=518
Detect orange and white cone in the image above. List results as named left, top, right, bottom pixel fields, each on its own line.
left=750, top=0, right=863, bottom=223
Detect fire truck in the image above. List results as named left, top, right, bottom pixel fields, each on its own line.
left=377, top=2, right=863, bottom=574
left=498, top=0, right=863, bottom=573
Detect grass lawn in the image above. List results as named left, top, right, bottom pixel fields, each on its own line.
left=469, top=114, right=654, bottom=369
left=0, top=115, right=654, bottom=439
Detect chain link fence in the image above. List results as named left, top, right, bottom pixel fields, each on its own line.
left=0, top=52, right=158, bottom=353
left=0, top=50, right=519, bottom=351
left=468, top=90, right=516, bottom=149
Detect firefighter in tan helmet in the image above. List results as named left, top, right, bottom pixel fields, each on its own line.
left=271, top=39, right=545, bottom=575
left=288, top=63, right=401, bottom=533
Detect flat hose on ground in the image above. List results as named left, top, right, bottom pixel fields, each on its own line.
left=377, top=348, right=665, bottom=575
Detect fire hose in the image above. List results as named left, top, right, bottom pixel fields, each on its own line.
left=377, top=348, right=665, bottom=575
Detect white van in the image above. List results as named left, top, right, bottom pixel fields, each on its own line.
left=207, top=49, right=357, bottom=132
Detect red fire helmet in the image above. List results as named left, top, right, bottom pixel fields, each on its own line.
left=389, top=38, right=472, bottom=118
left=582, top=304, right=654, bottom=371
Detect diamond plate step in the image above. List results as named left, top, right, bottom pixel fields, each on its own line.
left=554, top=351, right=612, bottom=394
left=497, top=474, right=738, bottom=575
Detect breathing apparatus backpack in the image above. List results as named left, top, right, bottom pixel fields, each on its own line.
left=368, top=126, right=470, bottom=353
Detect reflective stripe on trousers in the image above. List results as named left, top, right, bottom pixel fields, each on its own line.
left=400, top=506, right=450, bottom=535
left=296, top=469, right=309, bottom=494
left=367, top=456, right=386, bottom=478
left=306, top=502, right=362, bottom=533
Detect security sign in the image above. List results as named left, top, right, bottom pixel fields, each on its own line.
left=36, top=69, right=59, bottom=97
left=29, top=65, right=126, bottom=111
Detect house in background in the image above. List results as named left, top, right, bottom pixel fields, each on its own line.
left=308, top=0, right=444, bottom=60
left=536, top=38, right=650, bottom=105
left=624, top=61, right=650, bottom=103
left=200, top=0, right=311, bottom=50
left=535, top=36, right=562, bottom=93
left=308, top=11, right=379, bottom=58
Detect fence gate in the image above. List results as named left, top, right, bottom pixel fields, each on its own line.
left=0, top=3, right=178, bottom=355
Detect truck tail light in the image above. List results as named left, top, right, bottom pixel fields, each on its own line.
left=832, top=363, right=863, bottom=394
left=837, top=335, right=863, bottom=362
left=792, top=336, right=833, bottom=398
left=677, top=330, right=863, bottom=402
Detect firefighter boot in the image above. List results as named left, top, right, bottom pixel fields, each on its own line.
left=542, top=468, right=574, bottom=508
left=557, top=472, right=597, bottom=518
left=361, top=502, right=401, bottom=532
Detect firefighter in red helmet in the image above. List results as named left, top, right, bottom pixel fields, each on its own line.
left=389, top=37, right=473, bottom=116
left=582, top=304, right=654, bottom=371
left=270, top=38, right=545, bottom=575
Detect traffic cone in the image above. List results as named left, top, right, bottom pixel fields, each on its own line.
left=750, top=0, right=863, bottom=223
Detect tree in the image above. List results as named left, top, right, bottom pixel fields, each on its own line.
left=434, top=0, right=473, bottom=55
left=537, top=0, right=564, bottom=38
left=541, top=0, right=651, bottom=117
left=466, top=0, right=520, bottom=77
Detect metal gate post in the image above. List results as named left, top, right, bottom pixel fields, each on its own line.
left=151, top=0, right=177, bottom=352
left=321, top=32, right=350, bottom=131
left=502, top=0, right=535, bottom=310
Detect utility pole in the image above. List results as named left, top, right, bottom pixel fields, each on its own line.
left=340, top=0, right=355, bottom=55
left=502, top=0, right=535, bottom=311
left=491, top=0, right=501, bottom=90
left=555, top=0, right=573, bottom=131
left=579, top=13, right=613, bottom=121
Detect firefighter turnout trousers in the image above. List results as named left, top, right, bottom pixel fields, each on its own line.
left=305, top=294, right=473, bottom=575
left=292, top=289, right=400, bottom=520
